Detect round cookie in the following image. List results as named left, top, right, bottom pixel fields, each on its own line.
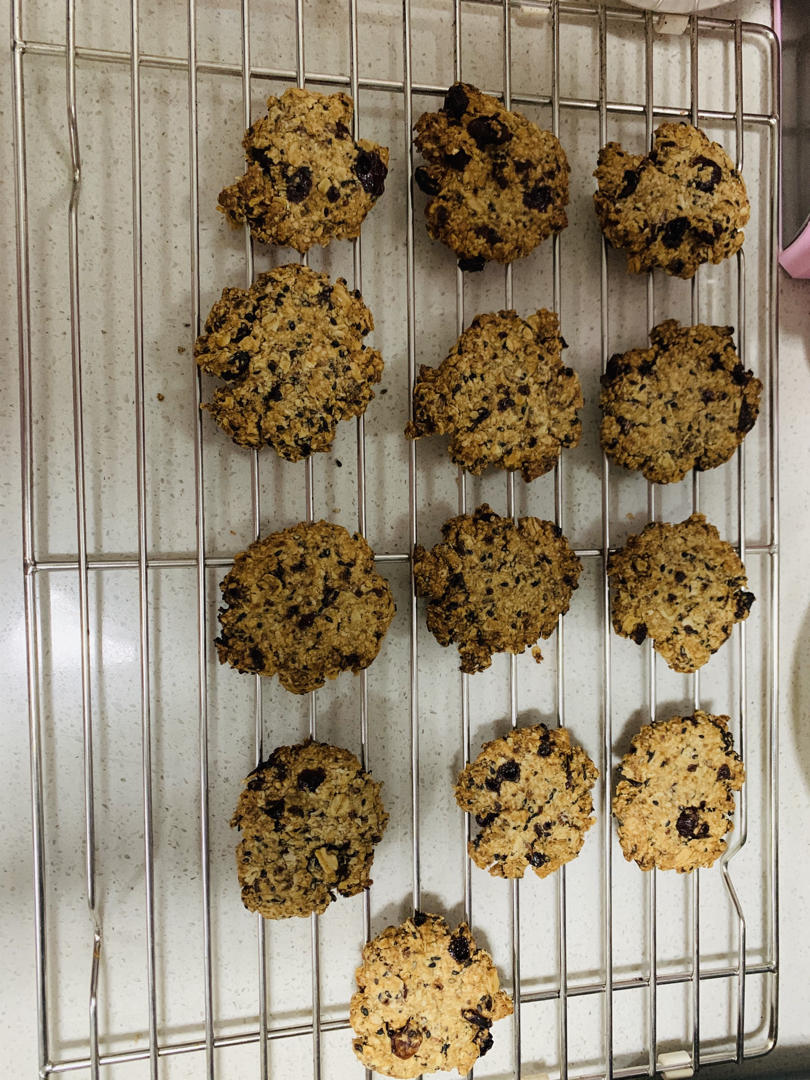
left=594, top=121, right=749, bottom=278
left=413, top=504, right=582, bottom=674
left=601, top=320, right=762, bottom=484
left=608, top=512, right=754, bottom=673
left=350, top=912, right=513, bottom=1077
left=414, top=82, right=569, bottom=269
left=231, top=739, right=389, bottom=918
left=613, top=711, right=745, bottom=872
left=455, top=725, right=598, bottom=878
left=194, top=264, right=383, bottom=458
left=216, top=520, right=395, bottom=694
left=405, top=309, right=583, bottom=481
left=218, top=87, right=388, bottom=252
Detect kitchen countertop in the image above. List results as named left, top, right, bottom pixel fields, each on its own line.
left=1, top=0, right=808, bottom=1076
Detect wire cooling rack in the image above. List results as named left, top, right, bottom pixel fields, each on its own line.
left=12, top=0, right=779, bottom=1077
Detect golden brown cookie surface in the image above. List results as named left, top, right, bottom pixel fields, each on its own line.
left=594, top=122, right=749, bottom=278
left=414, top=83, right=569, bottom=268
left=195, top=264, right=382, bottom=458
left=613, top=711, right=745, bottom=872
left=350, top=912, right=513, bottom=1077
left=413, top=504, right=581, bottom=674
left=216, top=520, right=395, bottom=694
left=218, top=88, right=388, bottom=251
left=608, top=512, right=754, bottom=673
left=231, top=740, right=388, bottom=918
left=406, top=309, right=582, bottom=481
left=600, top=320, right=761, bottom=484
left=455, top=725, right=598, bottom=878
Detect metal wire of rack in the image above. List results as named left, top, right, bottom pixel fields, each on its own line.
left=11, top=1, right=779, bottom=1078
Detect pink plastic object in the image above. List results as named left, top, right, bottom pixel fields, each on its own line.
left=775, top=0, right=810, bottom=278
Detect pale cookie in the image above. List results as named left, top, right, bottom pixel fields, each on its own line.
left=613, top=711, right=745, bottom=872
left=350, top=912, right=513, bottom=1077
left=608, top=512, right=754, bottom=673
left=414, top=82, right=569, bottom=269
left=455, top=725, right=598, bottom=878
left=406, top=309, right=583, bottom=481
left=600, top=320, right=761, bottom=484
left=231, top=739, right=389, bottom=918
left=413, top=504, right=581, bottom=674
left=594, top=122, right=749, bottom=278
left=216, top=520, right=395, bottom=694
left=218, top=88, right=388, bottom=251
left=195, top=263, right=383, bottom=458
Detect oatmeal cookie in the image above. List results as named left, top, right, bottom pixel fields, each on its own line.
left=350, top=912, right=513, bottom=1077
left=216, top=520, right=395, bottom=694
left=608, top=512, right=754, bottom=672
left=231, top=739, right=389, bottom=918
left=594, top=121, right=749, bottom=278
left=414, top=82, right=569, bottom=269
left=613, top=711, right=745, bottom=872
left=405, top=308, right=583, bottom=481
left=601, top=320, right=761, bottom=484
left=195, top=263, right=383, bottom=458
left=218, top=87, right=388, bottom=251
left=455, top=724, right=598, bottom=878
left=413, top=504, right=581, bottom=674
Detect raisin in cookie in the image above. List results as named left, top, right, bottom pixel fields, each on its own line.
left=413, top=504, right=581, bottom=674
left=231, top=739, right=388, bottom=918
left=218, top=88, right=388, bottom=251
left=608, top=513, right=754, bottom=673
left=216, top=520, right=395, bottom=694
left=350, top=912, right=513, bottom=1077
left=405, top=309, right=582, bottom=481
left=594, top=122, right=749, bottom=278
left=414, top=82, right=569, bottom=269
left=601, top=320, right=761, bottom=484
left=195, top=264, right=383, bottom=458
left=455, top=725, right=598, bottom=879
left=613, top=711, right=745, bottom=872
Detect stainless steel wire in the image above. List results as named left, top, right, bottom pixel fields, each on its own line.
left=12, top=2, right=780, bottom=1078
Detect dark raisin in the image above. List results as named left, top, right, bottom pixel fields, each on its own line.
left=484, top=777, right=501, bottom=793
left=674, top=570, right=686, bottom=583
left=297, top=767, right=326, bottom=791
left=467, top=115, right=511, bottom=148
left=717, top=763, right=732, bottom=780
left=298, top=612, right=317, bottom=629
left=669, top=258, right=686, bottom=275
left=738, top=399, right=757, bottom=434
left=458, top=254, right=486, bottom=272
left=618, top=169, right=640, bottom=198
left=475, top=811, right=498, bottom=828
left=286, top=166, right=312, bottom=203
left=326, top=184, right=340, bottom=203
left=735, top=590, right=755, bottom=619
left=496, top=760, right=520, bottom=783
left=354, top=149, right=387, bottom=196
left=233, top=323, right=251, bottom=344
left=523, top=183, right=552, bottom=211
left=661, top=216, right=689, bottom=249
left=444, top=148, right=471, bottom=171
left=249, top=145, right=274, bottom=173
left=224, top=350, right=251, bottom=380
left=444, top=83, right=469, bottom=118
left=676, top=806, right=709, bottom=839
left=412, top=910, right=428, bottom=926
left=249, top=646, right=265, bottom=669
left=475, top=1030, right=494, bottom=1056
left=537, top=733, right=553, bottom=757
left=474, top=225, right=501, bottom=246
left=262, top=798, right=285, bottom=820
left=630, top=623, right=647, bottom=645
left=388, top=1022, right=422, bottom=1060
left=414, top=166, right=440, bottom=196
left=461, top=1008, right=491, bottom=1029
left=528, top=850, right=549, bottom=867
left=691, top=155, right=723, bottom=193
left=448, top=930, right=471, bottom=964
